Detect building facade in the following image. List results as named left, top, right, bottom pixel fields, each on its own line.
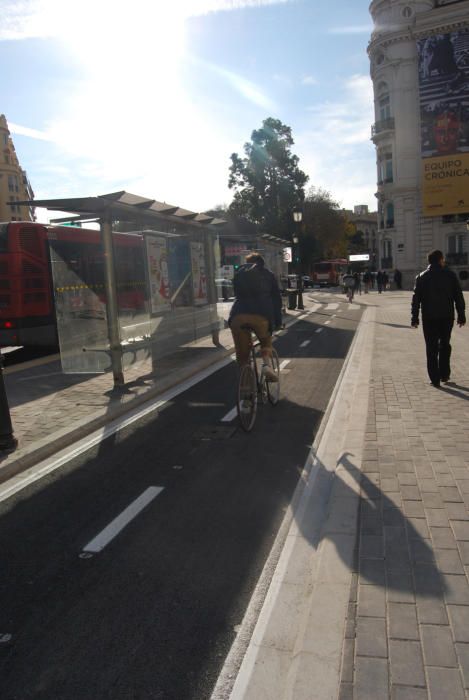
left=346, top=205, right=379, bottom=267
left=368, top=0, right=469, bottom=289
left=0, top=114, right=35, bottom=223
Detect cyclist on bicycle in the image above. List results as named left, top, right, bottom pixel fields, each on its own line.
left=343, top=273, right=355, bottom=302
left=229, top=253, right=282, bottom=382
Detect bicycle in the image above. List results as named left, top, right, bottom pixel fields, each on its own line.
left=236, top=326, right=281, bottom=432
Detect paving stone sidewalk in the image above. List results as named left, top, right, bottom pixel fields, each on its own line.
left=0, top=324, right=237, bottom=481
left=338, top=290, right=469, bottom=700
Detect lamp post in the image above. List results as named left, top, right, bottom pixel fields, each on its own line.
left=293, top=208, right=304, bottom=310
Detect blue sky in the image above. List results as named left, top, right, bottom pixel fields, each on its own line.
left=0, top=0, right=376, bottom=222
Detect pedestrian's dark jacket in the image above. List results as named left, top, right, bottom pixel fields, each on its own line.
left=411, top=264, right=466, bottom=325
left=228, top=263, right=282, bottom=332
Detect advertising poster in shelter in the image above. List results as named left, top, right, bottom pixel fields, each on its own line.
left=417, top=28, right=469, bottom=215
left=145, top=236, right=171, bottom=313
left=190, top=241, right=208, bottom=306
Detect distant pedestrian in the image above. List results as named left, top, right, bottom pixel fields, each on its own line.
left=411, top=249, right=466, bottom=387
left=383, top=271, right=389, bottom=291
left=353, top=271, right=361, bottom=295
left=394, top=268, right=403, bottom=290
left=376, top=271, right=382, bottom=293
left=363, top=270, right=371, bottom=294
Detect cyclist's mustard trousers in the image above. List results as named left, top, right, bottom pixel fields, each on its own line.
left=230, top=314, right=272, bottom=365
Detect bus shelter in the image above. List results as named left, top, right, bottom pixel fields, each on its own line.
left=18, top=191, right=226, bottom=386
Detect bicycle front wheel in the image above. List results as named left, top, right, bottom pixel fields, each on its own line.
left=237, top=364, right=258, bottom=431
left=267, top=348, right=281, bottom=405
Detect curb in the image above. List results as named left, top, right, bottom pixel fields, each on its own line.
left=211, top=304, right=374, bottom=700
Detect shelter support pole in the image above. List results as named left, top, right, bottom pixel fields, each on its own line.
left=0, top=353, right=17, bottom=452
left=101, top=213, right=124, bottom=387
left=205, top=231, right=220, bottom=346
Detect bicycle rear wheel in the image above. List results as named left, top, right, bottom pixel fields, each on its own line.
left=237, top=364, right=258, bottom=431
left=267, top=348, right=281, bottom=405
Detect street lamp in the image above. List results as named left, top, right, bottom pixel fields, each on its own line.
left=292, top=208, right=304, bottom=310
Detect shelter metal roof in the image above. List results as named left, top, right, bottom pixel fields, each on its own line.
left=14, top=190, right=226, bottom=229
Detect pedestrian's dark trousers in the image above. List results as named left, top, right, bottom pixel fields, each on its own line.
left=422, top=318, right=454, bottom=383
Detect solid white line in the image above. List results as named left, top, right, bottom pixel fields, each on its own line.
left=0, top=355, right=236, bottom=504
left=279, top=360, right=290, bottom=370
left=82, top=486, right=164, bottom=553
left=300, top=340, right=310, bottom=348
left=324, top=320, right=331, bottom=325
left=315, top=328, right=323, bottom=334
left=221, top=406, right=238, bottom=423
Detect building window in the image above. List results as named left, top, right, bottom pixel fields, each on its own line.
left=378, top=152, right=393, bottom=183
left=383, top=240, right=392, bottom=258
left=402, top=6, right=413, bottom=18
left=442, top=213, right=469, bottom=223
left=385, top=202, right=394, bottom=228
left=379, top=95, right=391, bottom=121
left=448, top=234, right=464, bottom=255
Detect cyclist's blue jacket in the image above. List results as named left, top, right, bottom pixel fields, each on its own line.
left=228, top=263, right=283, bottom=333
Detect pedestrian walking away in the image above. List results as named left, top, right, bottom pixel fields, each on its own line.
left=353, top=271, right=361, bottom=295
left=411, top=249, right=466, bottom=387
left=393, top=268, right=402, bottom=290
left=376, top=270, right=385, bottom=293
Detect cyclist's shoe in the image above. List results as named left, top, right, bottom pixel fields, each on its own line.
left=262, top=364, right=279, bottom=382
left=240, top=399, right=253, bottom=413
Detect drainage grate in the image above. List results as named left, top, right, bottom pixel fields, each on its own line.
left=193, top=425, right=237, bottom=440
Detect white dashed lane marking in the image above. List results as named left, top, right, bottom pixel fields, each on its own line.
left=315, top=328, right=323, bottom=334
left=300, top=340, right=311, bottom=348
left=81, top=487, right=164, bottom=554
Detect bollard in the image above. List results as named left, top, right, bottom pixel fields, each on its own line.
left=0, top=353, right=17, bottom=452
left=288, top=290, right=298, bottom=310
left=297, top=276, right=305, bottom=310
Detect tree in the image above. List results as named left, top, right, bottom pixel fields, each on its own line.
left=298, top=188, right=351, bottom=269
left=228, top=118, right=308, bottom=238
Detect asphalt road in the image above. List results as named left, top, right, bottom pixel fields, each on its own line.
left=0, top=294, right=362, bottom=700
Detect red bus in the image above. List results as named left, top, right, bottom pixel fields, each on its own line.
left=0, top=221, right=146, bottom=347
left=311, top=259, right=347, bottom=287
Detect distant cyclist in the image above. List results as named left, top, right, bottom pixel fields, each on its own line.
left=229, top=253, right=282, bottom=382
left=343, top=273, right=355, bottom=302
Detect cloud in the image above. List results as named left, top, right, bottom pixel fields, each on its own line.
left=302, top=75, right=318, bottom=86
left=9, top=122, right=53, bottom=141
left=328, top=25, right=373, bottom=35
left=0, top=0, right=293, bottom=41
left=297, top=74, right=376, bottom=210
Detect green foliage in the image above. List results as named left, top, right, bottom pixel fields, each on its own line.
left=228, top=118, right=308, bottom=237
left=298, top=187, right=350, bottom=269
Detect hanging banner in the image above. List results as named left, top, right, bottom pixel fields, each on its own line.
left=145, top=236, right=171, bottom=313
left=417, top=28, right=469, bottom=216
left=190, top=241, right=208, bottom=306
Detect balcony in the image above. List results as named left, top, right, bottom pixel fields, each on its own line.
left=381, top=257, right=393, bottom=269
left=446, top=252, right=468, bottom=266
left=371, top=117, right=395, bottom=139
